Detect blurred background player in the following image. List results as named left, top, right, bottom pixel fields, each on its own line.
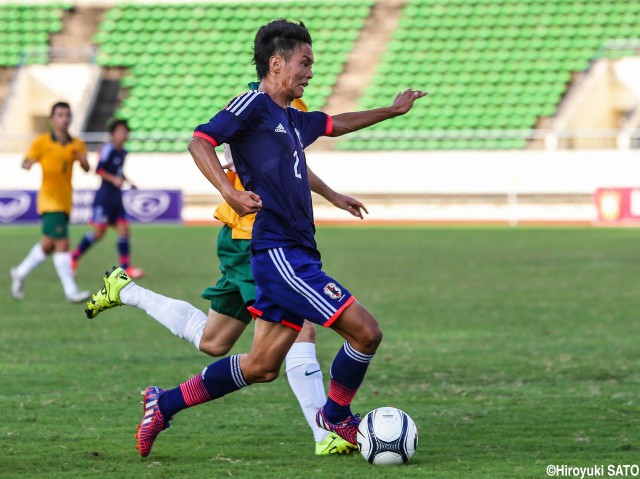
left=71, top=119, right=144, bottom=278
left=10, top=101, right=91, bottom=303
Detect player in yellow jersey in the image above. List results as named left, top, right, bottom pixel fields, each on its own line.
left=10, top=102, right=92, bottom=303
left=86, top=90, right=368, bottom=455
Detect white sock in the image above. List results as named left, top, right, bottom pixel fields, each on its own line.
left=15, top=243, right=47, bottom=279
left=119, top=282, right=206, bottom=350
left=285, top=342, right=329, bottom=443
left=52, top=252, right=79, bottom=296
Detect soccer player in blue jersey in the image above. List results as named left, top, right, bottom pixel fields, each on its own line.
left=71, top=119, right=144, bottom=278
left=126, top=19, right=426, bottom=457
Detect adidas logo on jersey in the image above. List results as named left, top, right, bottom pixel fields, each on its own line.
left=275, top=123, right=287, bottom=133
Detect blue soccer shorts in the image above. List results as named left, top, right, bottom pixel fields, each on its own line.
left=248, top=246, right=356, bottom=331
left=91, top=197, right=127, bottom=227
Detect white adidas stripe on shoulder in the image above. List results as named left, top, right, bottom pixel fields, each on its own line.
left=226, top=91, right=264, bottom=116
left=225, top=92, right=251, bottom=111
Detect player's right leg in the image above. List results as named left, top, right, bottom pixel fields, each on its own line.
left=248, top=246, right=382, bottom=446
left=316, top=300, right=382, bottom=444
left=52, top=232, right=91, bottom=303
left=71, top=223, right=106, bottom=274
left=135, top=318, right=299, bottom=456
left=10, top=234, right=51, bottom=300
left=115, top=215, right=145, bottom=279
left=198, top=309, right=248, bottom=356
left=85, top=266, right=249, bottom=353
left=86, top=266, right=208, bottom=350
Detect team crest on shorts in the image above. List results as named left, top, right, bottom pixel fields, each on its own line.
left=324, top=282, right=342, bottom=299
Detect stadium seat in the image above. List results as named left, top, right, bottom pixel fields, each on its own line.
left=94, top=0, right=374, bottom=152
left=0, top=3, right=70, bottom=66
left=339, top=0, right=640, bottom=150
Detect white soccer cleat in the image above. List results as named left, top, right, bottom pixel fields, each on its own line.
left=10, top=267, right=24, bottom=301
left=66, top=290, right=92, bottom=303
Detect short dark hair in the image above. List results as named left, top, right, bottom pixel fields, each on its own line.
left=253, top=19, right=312, bottom=79
left=50, top=101, right=71, bottom=117
left=108, top=118, right=130, bottom=134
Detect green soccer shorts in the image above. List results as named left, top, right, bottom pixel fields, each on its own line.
left=41, top=212, right=69, bottom=239
left=201, top=225, right=256, bottom=324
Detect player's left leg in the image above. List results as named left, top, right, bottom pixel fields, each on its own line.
left=136, top=318, right=299, bottom=456
left=47, top=214, right=91, bottom=302
left=71, top=224, right=107, bottom=274
left=116, top=219, right=144, bottom=279
left=10, top=232, right=50, bottom=300
left=285, top=321, right=357, bottom=455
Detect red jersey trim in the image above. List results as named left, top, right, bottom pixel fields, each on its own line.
left=325, top=115, right=334, bottom=136
left=193, top=131, right=219, bottom=148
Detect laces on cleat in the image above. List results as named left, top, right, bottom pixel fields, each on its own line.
left=316, top=407, right=361, bottom=446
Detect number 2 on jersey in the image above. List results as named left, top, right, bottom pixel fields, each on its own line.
left=293, top=150, right=302, bottom=179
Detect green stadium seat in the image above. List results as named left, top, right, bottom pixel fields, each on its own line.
left=93, top=1, right=374, bottom=151
left=342, top=0, right=640, bottom=150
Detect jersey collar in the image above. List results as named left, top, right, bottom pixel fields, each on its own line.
left=50, top=130, right=73, bottom=145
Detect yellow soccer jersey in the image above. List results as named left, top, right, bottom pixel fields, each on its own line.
left=26, top=132, right=86, bottom=215
left=214, top=97, right=308, bottom=239
left=214, top=171, right=255, bottom=240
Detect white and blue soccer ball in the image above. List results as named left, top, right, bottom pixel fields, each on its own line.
left=357, top=407, right=418, bottom=465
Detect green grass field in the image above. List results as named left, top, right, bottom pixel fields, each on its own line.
left=2, top=225, right=639, bottom=479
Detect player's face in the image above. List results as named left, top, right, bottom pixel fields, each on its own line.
left=282, top=43, right=314, bottom=99
left=112, top=124, right=130, bottom=145
left=51, top=107, right=72, bottom=132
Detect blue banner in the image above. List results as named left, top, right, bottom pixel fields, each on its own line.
left=0, top=190, right=182, bottom=224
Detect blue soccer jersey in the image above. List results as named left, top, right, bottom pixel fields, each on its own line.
left=95, top=142, right=126, bottom=203
left=194, top=91, right=333, bottom=253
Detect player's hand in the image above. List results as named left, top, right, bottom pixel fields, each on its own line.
left=128, top=182, right=138, bottom=190
left=331, top=193, right=368, bottom=219
left=113, top=177, right=124, bottom=188
left=390, top=89, right=428, bottom=116
left=221, top=160, right=236, bottom=173
left=21, top=159, right=34, bottom=170
left=226, top=189, right=262, bottom=217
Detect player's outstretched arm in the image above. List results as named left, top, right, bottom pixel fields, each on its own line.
left=77, top=152, right=90, bottom=172
left=308, top=166, right=368, bottom=219
left=98, top=170, right=124, bottom=188
left=21, top=159, right=35, bottom=170
left=328, top=89, right=427, bottom=137
left=188, top=137, right=262, bottom=217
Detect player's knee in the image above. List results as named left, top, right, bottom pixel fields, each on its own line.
left=356, top=323, right=383, bottom=354
left=244, top=363, right=280, bottom=383
left=200, top=340, right=232, bottom=357
left=93, top=228, right=106, bottom=240
left=367, top=323, right=383, bottom=350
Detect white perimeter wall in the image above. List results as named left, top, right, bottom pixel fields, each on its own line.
left=2, top=149, right=640, bottom=222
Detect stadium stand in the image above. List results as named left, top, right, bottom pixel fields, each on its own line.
left=94, top=0, right=373, bottom=152
left=345, top=0, right=640, bottom=150
left=0, top=3, right=70, bottom=66
left=1, top=1, right=638, bottom=152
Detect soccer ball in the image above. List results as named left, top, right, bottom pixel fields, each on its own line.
left=357, top=407, right=418, bottom=465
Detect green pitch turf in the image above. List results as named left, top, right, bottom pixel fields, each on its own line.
left=1, top=225, right=639, bottom=479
